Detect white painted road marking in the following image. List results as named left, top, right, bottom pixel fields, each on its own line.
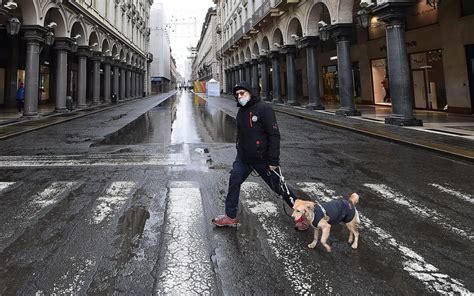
left=241, top=182, right=331, bottom=295
left=0, top=182, right=78, bottom=253
left=0, top=182, right=15, bottom=193
left=156, top=181, right=216, bottom=294
left=0, top=154, right=187, bottom=167
left=364, top=183, right=473, bottom=241
left=297, top=182, right=472, bottom=295
left=429, top=183, right=473, bottom=204
left=91, top=182, right=136, bottom=225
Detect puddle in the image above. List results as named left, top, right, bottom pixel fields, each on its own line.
left=98, top=93, right=236, bottom=145
left=114, top=206, right=150, bottom=264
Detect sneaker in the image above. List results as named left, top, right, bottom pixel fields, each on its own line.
left=212, top=215, right=238, bottom=227
left=294, top=220, right=310, bottom=231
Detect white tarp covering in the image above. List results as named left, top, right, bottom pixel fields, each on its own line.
left=206, top=79, right=220, bottom=97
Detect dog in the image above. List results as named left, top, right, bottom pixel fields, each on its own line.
left=292, top=193, right=360, bottom=252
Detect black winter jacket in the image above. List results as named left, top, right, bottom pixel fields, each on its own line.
left=236, top=96, right=280, bottom=166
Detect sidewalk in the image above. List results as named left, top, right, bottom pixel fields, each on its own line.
left=198, top=93, right=474, bottom=161
left=0, top=96, right=163, bottom=141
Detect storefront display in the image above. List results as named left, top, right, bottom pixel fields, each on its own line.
left=371, top=58, right=390, bottom=105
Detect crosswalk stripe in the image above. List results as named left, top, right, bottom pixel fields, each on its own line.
left=0, top=182, right=15, bottom=193
left=0, top=154, right=187, bottom=167
left=297, top=182, right=472, bottom=295
left=0, top=182, right=78, bottom=253
left=429, top=183, right=473, bottom=204
left=364, top=183, right=473, bottom=241
left=90, top=182, right=136, bottom=225
left=241, top=182, right=332, bottom=295
left=156, top=181, right=216, bottom=294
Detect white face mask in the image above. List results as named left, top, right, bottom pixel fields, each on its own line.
left=238, top=94, right=250, bottom=106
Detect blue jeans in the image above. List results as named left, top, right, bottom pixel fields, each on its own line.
left=225, top=157, right=297, bottom=219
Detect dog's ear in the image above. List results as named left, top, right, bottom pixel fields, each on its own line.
left=305, top=201, right=315, bottom=212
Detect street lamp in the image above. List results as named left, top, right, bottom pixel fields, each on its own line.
left=45, top=31, right=55, bottom=46
left=356, top=8, right=371, bottom=29
left=318, top=21, right=329, bottom=42
left=6, top=16, right=21, bottom=36
left=426, top=0, right=440, bottom=9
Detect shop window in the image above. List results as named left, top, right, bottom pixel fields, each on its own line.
left=371, top=58, right=390, bottom=105
left=461, top=0, right=474, bottom=16
left=322, top=62, right=360, bottom=104
left=410, top=50, right=446, bottom=110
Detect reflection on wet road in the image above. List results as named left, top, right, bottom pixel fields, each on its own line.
left=99, top=92, right=236, bottom=145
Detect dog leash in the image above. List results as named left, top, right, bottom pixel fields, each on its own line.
left=270, top=167, right=294, bottom=218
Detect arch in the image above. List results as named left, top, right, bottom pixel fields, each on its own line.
left=271, top=28, right=283, bottom=50
left=112, top=44, right=119, bottom=60
left=70, top=21, right=86, bottom=45
left=336, top=0, right=355, bottom=23
left=101, top=39, right=111, bottom=56
left=251, top=42, right=259, bottom=58
left=245, top=47, right=251, bottom=61
left=261, top=36, right=270, bottom=53
left=286, top=17, right=303, bottom=45
left=119, top=48, right=125, bottom=61
left=17, top=0, right=40, bottom=25
left=89, top=31, right=99, bottom=51
left=43, top=7, right=68, bottom=37
left=305, top=2, right=332, bottom=36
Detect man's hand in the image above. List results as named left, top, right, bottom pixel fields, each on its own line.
left=269, top=165, right=279, bottom=171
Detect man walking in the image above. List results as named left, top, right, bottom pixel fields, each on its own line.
left=212, top=81, right=308, bottom=231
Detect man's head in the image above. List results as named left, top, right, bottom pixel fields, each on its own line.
left=233, top=81, right=253, bottom=107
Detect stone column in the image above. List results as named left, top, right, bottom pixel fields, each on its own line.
left=270, top=50, right=282, bottom=103
left=374, top=2, right=422, bottom=126
left=22, top=26, right=46, bottom=117
left=120, top=62, right=126, bottom=100
left=113, top=61, right=120, bottom=99
left=258, top=55, right=270, bottom=101
left=53, top=38, right=72, bottom=112
left=103, top=57, right=112, bottom=103
left=280, top=45, right=299, bottom=106
left=91, top=53, right=102, bottom=105
left=130, top=70, right=135, bottom=98
left=300, top=36, right=324, bottom=110
left=237, top=64, right=243, bottom=83
left=329, top=24, right=361, bottom=116
left=126, top=67, right=131, bottom=98
left=244, top=61, right=252, bottom=84
left=76, top=46, right=90, bottom=108
left=251, top=59, right=259, bottom=96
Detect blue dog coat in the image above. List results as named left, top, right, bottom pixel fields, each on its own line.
left=312, top=199, right=356, bottom=227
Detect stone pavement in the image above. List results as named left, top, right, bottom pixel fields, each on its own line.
left=0, top=91, right=472, bottom=161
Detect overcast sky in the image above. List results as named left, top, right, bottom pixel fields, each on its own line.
left=155, top=0, right=215, bottom=76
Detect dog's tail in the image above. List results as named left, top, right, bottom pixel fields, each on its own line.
left=348, top=193, right=359, bottom=206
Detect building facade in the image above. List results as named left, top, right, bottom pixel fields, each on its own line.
left=192, top=8, right=219, bottom=83
left=0, top=0, right=153, bottom=116
left=149, top=2, right=173, bottom=93
left=217, top=0, right=474, bottom=126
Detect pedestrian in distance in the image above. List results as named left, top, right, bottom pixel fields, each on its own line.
left=16, top=82, right=25, bottom=114
left=212, top=81, right=309, bottom=231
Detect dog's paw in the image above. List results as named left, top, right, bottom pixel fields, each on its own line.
left=348, top=238, right=354, bottom=244
left=308, top=241, right=317, bottom=249
left=324, top=245, right=332, bottom=253
left=351, top=242, right=358, bottom=249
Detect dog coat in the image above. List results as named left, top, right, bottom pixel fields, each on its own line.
left=312, top=199, right=356, bottom=226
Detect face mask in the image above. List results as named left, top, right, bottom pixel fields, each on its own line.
left=238, top=94, right=250, bottom=106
